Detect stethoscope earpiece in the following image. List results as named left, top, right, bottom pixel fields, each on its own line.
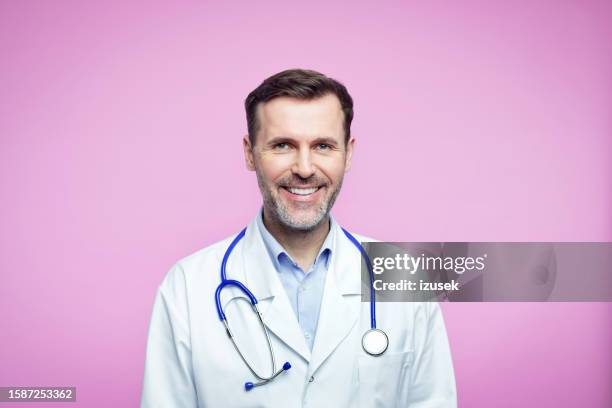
left=244, top=361, right=292, bottom=391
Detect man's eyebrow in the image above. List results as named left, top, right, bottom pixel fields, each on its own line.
left=265, top=137, right=295, bottom=146
left=312, top=137, right=340, bottom=145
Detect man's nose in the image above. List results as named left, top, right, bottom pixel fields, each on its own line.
left=292, top=148, right=315, bottom=179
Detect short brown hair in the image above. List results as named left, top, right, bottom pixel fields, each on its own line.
left=245, top=69, right=354, bottom=145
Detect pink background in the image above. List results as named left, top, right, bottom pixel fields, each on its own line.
left=1, top=1, right=611, bottom=406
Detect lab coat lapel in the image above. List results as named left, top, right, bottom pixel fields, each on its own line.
left=309, top=225, right=362, bottom=375
left=240, top=217, right=311, bottom=362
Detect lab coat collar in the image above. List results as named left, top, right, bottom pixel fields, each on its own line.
left=241, top=216, right=311, bottom=361
left=240, top=216, right=282, bottom=301
left=308, top=220, right=363, bottom=374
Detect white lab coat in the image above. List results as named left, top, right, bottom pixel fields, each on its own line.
left=141, top=215, right=457, bottom=407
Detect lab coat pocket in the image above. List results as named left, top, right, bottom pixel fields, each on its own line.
left=357, top=351, right=414, bottom=408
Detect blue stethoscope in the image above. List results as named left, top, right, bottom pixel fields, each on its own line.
left=214, top=226, right=389, bottom=391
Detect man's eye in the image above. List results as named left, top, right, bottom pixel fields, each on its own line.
left=274, top=143, right=289, bottom=150
left=317, top=143, right=331, bottom=150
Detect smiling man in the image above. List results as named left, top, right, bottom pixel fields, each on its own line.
left=141, top=69, right=457, bottom=407
left=244, top=87, right=353, bottom=271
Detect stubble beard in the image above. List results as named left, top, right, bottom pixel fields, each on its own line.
left=255, top=169, right=343, bottom=232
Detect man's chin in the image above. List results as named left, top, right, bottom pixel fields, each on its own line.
left=277, top=208, right=327, bottom=231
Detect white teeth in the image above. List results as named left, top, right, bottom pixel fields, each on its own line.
left=287, top=187, right=318, bottom=195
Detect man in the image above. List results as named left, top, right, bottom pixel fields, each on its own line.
left=141, top=69, right=457, bottom=407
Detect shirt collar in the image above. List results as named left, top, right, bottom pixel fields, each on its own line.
left=256, top=208, right=336, bottom=271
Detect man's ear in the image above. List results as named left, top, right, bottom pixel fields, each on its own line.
left=243, top=135, right=256, bottom=171
left=344, top=137, right=355, bottom=172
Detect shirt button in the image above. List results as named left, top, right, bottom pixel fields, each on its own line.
left=309, top=375, right=315, bottom=382
left=304, top=332, right=311, bottom=339
left=300, top=286, right=307, bottom=292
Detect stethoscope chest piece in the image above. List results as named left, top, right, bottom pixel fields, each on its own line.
left=362, top=328, right=389, bottom=356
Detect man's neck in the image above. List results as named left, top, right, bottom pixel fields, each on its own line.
left=262, top=208, right=330, bottom=271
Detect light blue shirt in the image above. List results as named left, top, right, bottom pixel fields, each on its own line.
left=256, top=210, right=336, bottom=351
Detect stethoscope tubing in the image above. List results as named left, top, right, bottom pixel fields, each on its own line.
left=214, top=224, right=381, bottom=390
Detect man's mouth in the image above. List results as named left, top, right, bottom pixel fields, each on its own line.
left=281, top=186, right=323, bottom=196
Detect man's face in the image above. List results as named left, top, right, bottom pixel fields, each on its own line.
left=244, top=93, right=354, bottom=231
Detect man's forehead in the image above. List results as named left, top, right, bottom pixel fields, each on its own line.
left=256, top=94, right=344, bottom=139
